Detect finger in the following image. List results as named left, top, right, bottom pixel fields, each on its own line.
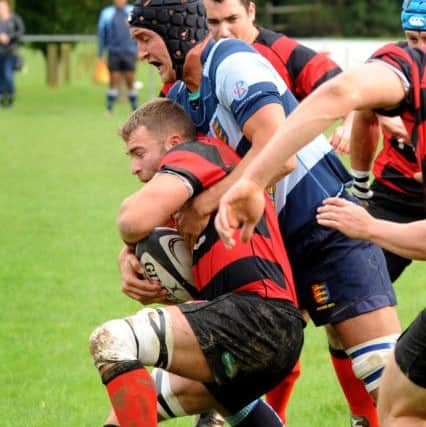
left=316, top=217, right=340, bottom=229
left=322, top=197, right=347, bottom=207
left=128, top=255, right=145, bottom=275
left=241, top=221, right=256, bottom=243
left=215, top=204, right=231, bottom=237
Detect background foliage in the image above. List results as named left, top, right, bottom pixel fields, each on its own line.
left=15, top=0, right=405, bottom=39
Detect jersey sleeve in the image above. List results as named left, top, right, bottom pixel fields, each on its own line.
left=287, top=41, right=342, bottom=99
left=213, top=40, right=286, bottom=129
left=368, top=42, right=414, bottom=116
left=158, top=141, right=233, bottom=198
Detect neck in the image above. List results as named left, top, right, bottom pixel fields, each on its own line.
left=182, top=36, right=212, bottom=92
left=247, top=25, right=260, bottom=44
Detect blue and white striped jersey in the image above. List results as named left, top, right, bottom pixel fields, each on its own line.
left=169, top=38, right=352, bottom=238
left=97, top=5, right=137, bottom=57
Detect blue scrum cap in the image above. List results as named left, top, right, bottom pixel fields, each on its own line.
left=401, top=0, right=426, bottom=31
left=129, top=0, right=209, bottom=79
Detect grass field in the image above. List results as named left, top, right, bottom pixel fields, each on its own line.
left=1, top=45, right=424, bottom=427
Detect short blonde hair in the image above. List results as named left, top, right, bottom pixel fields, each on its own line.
left=119, top=98, right=197, bottom=143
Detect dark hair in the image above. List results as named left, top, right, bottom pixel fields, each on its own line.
left=119, top=98, right=197, bottom=143
left=209, top=0, right=251, bottom=12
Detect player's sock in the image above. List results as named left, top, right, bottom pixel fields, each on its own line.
left=106, top=89, right=118, bottom=112
left=265, top=359, right=301, bottom=423
left=104, top=361, right=157, bottom=427
left=128, top=90, right=139, bottom=111
left=329, top=347, right=379, bottom=427
left=226, top=399, right=284, bottom=427
left=103, top=425, right=119, bottom=427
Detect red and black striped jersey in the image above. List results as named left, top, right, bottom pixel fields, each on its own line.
left=370, top=42, right=426, bottom=211
left=253, top=27, right=342, bottom=101
left=158, top=137, right=298, bottom=305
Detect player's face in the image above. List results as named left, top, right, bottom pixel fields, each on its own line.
left=405, top=30, right=426, bottom=51
left=126, top=126, right=167, bottom=183
left=113, top=0, right=127, bottom=8
left=130, top=28, right=176, bottom=83
left=204, top=0, right=256, bottom=42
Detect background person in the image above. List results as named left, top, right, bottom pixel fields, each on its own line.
left=97, top=0, right=138, bottom=113
left=0, top=0, right=24, bottom=108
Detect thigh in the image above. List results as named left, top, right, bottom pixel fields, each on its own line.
left=121, top=53, right=137, bottom=72
left=291, top=225, right=397, bottom=326
left=395, top=310, right=426, bottom=388
left=379, top=352, right=426, bottom=425
left=179, top=293, right=304, bottom=412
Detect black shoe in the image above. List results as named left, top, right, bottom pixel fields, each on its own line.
left=2, top=94, right=14, bottom=108
left=194, top=410, right=225, bottom=427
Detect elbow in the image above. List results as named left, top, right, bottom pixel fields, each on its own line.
left=322, top=73, right=362, bottom=118
left=117, top=199, right=146, bottom=244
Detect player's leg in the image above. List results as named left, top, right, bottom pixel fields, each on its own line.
left=121, top=53, right=138, bottom=111
left=326, top=325, right=378, bottom=427
left=106, top=53, right=121, bottom=113
left=180, top=293, right=304, bottom=427
left=378, top=309, right=426, bottom=427
left=288, top=215, right=400, bottom=427
left=264, top=359, right=301, bottom=424
left=89, top=305, right=215, bottom=427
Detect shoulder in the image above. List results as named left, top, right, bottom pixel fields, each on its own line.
left=255, top=27, right=297, bottom=49
left=99, top=6, right=115, bottom=19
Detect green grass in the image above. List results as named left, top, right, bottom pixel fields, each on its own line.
left=1, top=45, right=425, bottom=427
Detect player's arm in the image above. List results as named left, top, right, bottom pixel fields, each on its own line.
left=216, top=62, right=407, bottom=245
left=316, top=197, right=426, bottom=260
left=195, top=103, right=296, bottom=217
left=242, top=61, right=407, bottom=189
left=348, top=109, right=380, bottom=201
left=118, top=173, right=191, bottom=245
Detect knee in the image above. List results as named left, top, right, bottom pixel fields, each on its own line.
left=89, top=318, right=138, bottom=372
left=346, top=334, right=400, bottom=395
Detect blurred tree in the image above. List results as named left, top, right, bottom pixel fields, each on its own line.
left=16, top=0, right=106, bottom=35
left=257, top=0, right=404, bottom=38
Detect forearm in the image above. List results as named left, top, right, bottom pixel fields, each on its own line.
left=195, top=140, right=294, bottom=216
left=118, top=175, right=190, bottom=244
left=350, top=110, right=380, bottom=171
left=367, top=219, right=426, bottom=260
left=245, top=82, right=353, bottom=188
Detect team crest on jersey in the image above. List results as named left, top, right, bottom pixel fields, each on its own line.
left=408, top=15, right=426, bottom=27
left=211, top=117, right=229, bottom=145
left=233, top=80, right=249, bottom=101
left=311, top=283, right=331, bottom=306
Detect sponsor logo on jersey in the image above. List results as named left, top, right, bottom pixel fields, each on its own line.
left=233, top=80, right=249, bottom=101
left=408, top=15, right=426, bottom=28
left=311, top=283, right=330, bottom=305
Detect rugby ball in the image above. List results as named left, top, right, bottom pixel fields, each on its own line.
left=135, top=227, right=199, bottom=303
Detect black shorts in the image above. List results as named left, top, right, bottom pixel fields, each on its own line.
left=179, top=293, right=305, bottom=412
left=107, top=52, right=137, bottom=72
left=395, top=309, right=426, bottom=389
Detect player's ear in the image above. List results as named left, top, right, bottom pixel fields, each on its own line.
left=249, top=1, right=256, bottom=21
left=164, top=134, right=183, bottom=150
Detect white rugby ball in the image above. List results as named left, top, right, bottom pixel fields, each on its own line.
left=135, top=227, right=198, bottom=303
